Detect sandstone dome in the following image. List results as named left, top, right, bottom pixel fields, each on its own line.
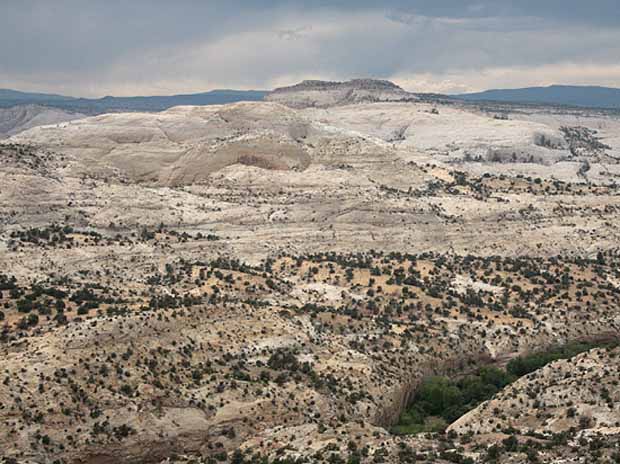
left=9, top=102, right=321, bottom=186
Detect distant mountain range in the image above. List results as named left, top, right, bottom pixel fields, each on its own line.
left=455, top=85, right=620, bottom=109
left=2, top=83, right=620, bottom=113
left=0, top=88, right=268, bottom=113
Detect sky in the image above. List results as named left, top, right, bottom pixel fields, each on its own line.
left=1, top=0, right=620, bottom=97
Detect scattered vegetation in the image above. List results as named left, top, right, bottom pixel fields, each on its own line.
left=393, top=340, right=618, bottom=435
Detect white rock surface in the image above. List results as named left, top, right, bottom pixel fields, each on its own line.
left=0, top=104, right=85, bottom=137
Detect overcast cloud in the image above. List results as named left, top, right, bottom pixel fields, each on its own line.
left=1, top=0, right=619, bottom=96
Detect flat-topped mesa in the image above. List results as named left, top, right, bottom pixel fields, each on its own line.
left=272, top=79, right=405, bottom=93
left=267, top=78, right=416, bottom=108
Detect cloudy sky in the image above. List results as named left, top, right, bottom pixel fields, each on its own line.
left=2, top=0, right=620, bottom=96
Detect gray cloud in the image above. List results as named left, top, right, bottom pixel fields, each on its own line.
left=1, top=1, right=619, bottom=96
left=277, top=26, right=313, bottom=41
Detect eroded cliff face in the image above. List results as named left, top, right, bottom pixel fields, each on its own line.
left=374, top=330, right=620, bottom=429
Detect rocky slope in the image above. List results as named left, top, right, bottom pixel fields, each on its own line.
left=443, top=346, right=620, bottom=463
left=450, top=346, right=620, bottom=437
left=0, top=104, right=84, bottom=138
left=1, top=249, right=619, bottom=464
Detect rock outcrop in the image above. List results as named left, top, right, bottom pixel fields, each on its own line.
left=267, top=78, right=417, bottom=108
left=0, top=104, right=84, bottom=137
